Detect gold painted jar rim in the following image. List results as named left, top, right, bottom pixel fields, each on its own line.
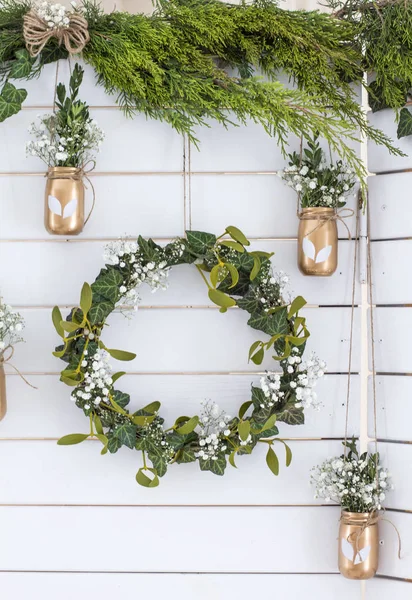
left=300, top=207, right=336, bottom=218
left=341, top=510, right=377, bottom=525
left=47, top=166, right=80, bottom=174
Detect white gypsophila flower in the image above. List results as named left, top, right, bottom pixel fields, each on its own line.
left=35, top=2, right=71, bottom=29
left=26, top=113, right=104, bottom=168
left=0, top=295, right=25, bottom=351
left=283, top=350, right=325, bottom=411
left=195, top=400, right=231, bottom=461
left=71, top=349, right=113, bottom=405
left=310, top=449, right=393, bottom=512
left=102, top=238, right=185, bottom=315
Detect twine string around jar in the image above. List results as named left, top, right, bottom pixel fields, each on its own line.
left=45, top=160, right=97, bottom=225
left=0, top=346, right=37, bottom=389
left=341, top=192, right=402, bottom=562
left=23, top=9, right=89, bottom=58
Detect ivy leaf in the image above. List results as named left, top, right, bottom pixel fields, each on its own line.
left=397, top=108, right=412, bottom=139
left=91, top=268, right=123, bottom=303
left=247, top=306, right=289, bottom=337
left=149, top=453, right=168, bottom=477
left=88, top=301, right=114, bottom=325
left=276, top=401, right=305, bottom=426
left=266, top=446, right=279, bottom=476
left=106, top=348, right=136, bottom=361
left=0, top=82, right=27, bottom=122
left=199, top=454, right=227, bottom=476
left=9, top=49, right=34, bottom=79
left=186, top=230, right=216, bottom=255
left=57, top=433, right=89, bottom=445
left=80, top=282, right=93, bottom=316
left=113, top=390, right=130, bottom=409
left=113, top=422, right=137, bottom=449
left=136, top=467, right=159, bottom=488
left=251, top=386, right=267, bottom=409
left=175, top=448, right=196, bottom=463
left=107, top=435, right=122, bottom=454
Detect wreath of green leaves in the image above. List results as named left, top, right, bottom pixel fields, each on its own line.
left=52, top=226, right=311, bottom=487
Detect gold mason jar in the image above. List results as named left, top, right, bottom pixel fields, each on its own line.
left=338, top=511, right=379, bottom=580
left=298, top=207, right=338, bottom=276
left=0, top=356, right=6, bottom=421
left=44, top=166, right=85, bottom=235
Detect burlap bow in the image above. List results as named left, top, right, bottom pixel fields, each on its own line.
left=298, top=207, right=355, bottom=239
left=23, top=9, right=90, bottom=58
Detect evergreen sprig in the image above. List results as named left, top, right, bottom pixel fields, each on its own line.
left=0, top=0, right=404, bottom=178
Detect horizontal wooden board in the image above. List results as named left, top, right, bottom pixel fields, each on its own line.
left=0, top=240, right=360, bottom=307
left=0, top=573, right=362, bottom=600
left=368, top=376, right=412, bottom=442
left=368, top=110, right=412, bottom=174
left=0, top=506, right=341, bottom=572
left=369, top=308, right=411, bottom=373
left=0, top=440, right=342, bottom=506
left=371, top=241, right=412, bottom=305
left=368, top=173, right=412, bottom=240
left=369, top=442, right=412, bottom=512
left=1, top=373, right=360, bottom=439
left=191, top=120, right=360, bottom=173
left=6, top=307, right=361, bottom=374
left=366, top=579, right=412, bottom=598
left=0, top=109, right=183, bottom=173
left=190, top=176, right=359, bottom=239
left=0, top=175, right=185, bottom=239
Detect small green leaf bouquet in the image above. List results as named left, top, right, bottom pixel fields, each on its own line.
left=0, top=295, right=25, bottom=421
left=278, top=134, right=356, bottom=209
left=26, top=63, right=104, bottom=168
left=26, top=63, right=104, bottom=235
left=310, top=439, right=392, bottom=512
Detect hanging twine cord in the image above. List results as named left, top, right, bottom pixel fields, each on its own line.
left=23, top=9, right=89, bottom=58
left=341, top=191, right=401, bottom=561
left=0, top=346, right=37, bottom=389
left=46, top=160, right=96, bottom=226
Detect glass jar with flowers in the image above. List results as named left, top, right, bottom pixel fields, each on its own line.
left=310, top=438, right=393, bottom=580
left=0, top=295, right=26, bottom=421
left=26, top=63, right=104, bottom=235
left=278, top=134, right=356, bottom=276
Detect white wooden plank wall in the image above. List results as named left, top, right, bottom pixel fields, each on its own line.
left=367, top=108, right=412, bottom=591
left=0, top=60, right=403, bottom=599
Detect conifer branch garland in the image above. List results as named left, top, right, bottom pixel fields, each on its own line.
left=0, top=0, right=403, bottom=179
left=52, top=227, right=324, bottom=487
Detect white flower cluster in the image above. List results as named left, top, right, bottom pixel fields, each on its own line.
left=103, top=238, right=185, bottom=310
left=72, top=349, right=113, bottom=409
left=195, top=401, right=231, bottom=461
left=35, top=1, right=74, bottom=29
left=256, top=268, right=290, bottom=312
left=260, top=349, right=325, bottom=411
left=0, top=296, right=25, bottom=352
left=26, top=115, right=104, bottom=167
left=310, top=454, right=393, bottom=512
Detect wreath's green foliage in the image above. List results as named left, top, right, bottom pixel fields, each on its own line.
left=0, top=0, right=404, bottom=178
left=53, top=227, right=307, bottom=486
left=329, top=0, right=412, bottom=137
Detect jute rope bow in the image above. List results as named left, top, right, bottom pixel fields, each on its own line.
left=0, top=346, right=37, bottom=389
left=46, top=160, right=96, bottom=226
left=23, top=9, right=89, bottom=58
